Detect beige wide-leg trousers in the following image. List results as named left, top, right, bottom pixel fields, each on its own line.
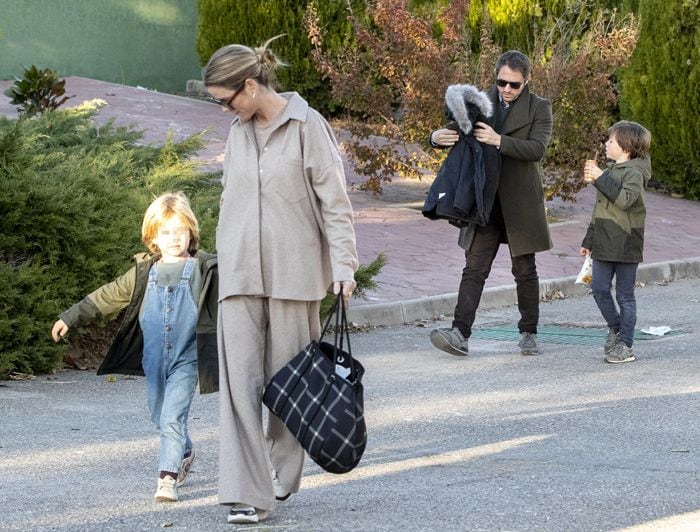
left=217, top=295, right=321, bottom=511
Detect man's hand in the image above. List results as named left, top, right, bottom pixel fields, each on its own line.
left=474, top=122, right=501, bottom=147
left=431, top=128, right=459, bottom=147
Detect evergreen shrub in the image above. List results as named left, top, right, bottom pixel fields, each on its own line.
left=619, top=0, right=700, bottom=198
left=0, top=101, right=218, bottom=379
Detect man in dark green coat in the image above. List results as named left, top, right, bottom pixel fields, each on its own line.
left=429, top=50, right=553, bottom=357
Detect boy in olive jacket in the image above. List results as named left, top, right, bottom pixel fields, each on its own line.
left=580, top=121, right=652, bottom=364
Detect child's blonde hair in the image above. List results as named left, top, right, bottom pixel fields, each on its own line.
left=142, top=192, right=199, bottom=255
left=608, top=120, right=651, bottom=160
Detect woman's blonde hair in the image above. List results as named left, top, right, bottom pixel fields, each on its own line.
left=141, top=192, right=200, bottom=255
left=202, top=35, right=287, bottom=89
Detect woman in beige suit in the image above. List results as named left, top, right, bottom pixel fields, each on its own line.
left=203, top=37, right=358, bottom=525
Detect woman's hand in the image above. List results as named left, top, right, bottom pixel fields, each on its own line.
left=333, top=281, right=356, bottom=307
left=579, top=247, right=590, bottom=257
left=51, top=319, right=69, bottom=342
left=474, top=122, right=501, bottom=147
left=431, top=128, right=459, bottom=147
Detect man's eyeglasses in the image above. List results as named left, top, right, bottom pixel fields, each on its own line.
left=208, top=84, right=244, bottom=109
left=496, top=78, right=524, bottom=90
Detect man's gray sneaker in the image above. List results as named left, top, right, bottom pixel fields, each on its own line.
left=604, top=328, right=619, bottom=355
left=605, top=343, right=636, bottom=363
left=430, top=327, right=469, bottom=356
left=518, top=332, right=539, bottom=355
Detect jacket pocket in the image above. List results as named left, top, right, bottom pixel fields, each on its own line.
left=272, top=159, right=309, bottom=204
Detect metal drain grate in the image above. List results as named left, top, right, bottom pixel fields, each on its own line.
left=471, top=325, right=679, bottom=345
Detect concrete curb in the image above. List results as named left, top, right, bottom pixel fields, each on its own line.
left=347, top=257, right=700, bottom=327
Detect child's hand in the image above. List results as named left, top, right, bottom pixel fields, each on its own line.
left=51, top=319, right=69, bottom=342
left=583, top=160, right=603, bottom=182
left=579, top=247, right=590, bottom=257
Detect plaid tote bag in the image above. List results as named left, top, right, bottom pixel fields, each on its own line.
left=263, top=293, right=367, bottom=474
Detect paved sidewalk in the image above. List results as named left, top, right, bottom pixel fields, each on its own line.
left=2, top=77, right=699, bottom=324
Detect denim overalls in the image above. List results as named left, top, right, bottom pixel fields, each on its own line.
left=140, top=258, right=198, bottom=474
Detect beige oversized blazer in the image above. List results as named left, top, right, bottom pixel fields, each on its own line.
left=216, top=92, right=358, bottom=302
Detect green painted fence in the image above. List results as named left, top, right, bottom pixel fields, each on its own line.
left=0, top=0, right=201, bottom=92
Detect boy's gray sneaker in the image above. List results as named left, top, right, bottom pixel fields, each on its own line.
left=605, top=343, right=636, bottom=363
left=518, top=332, right=539, bottom=355
left=604, top=328, right=619, bottom=355
left=430, top=327, right=469, bottom=356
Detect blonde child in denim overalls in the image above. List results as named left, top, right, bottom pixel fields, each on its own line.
left=52, top=192, right=219, bottom=502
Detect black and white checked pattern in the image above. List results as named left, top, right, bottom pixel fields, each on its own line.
left=263, top=340, right=367, bottom=474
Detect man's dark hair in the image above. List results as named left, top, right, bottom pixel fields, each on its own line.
left=495, top=50, right=531, bottom=79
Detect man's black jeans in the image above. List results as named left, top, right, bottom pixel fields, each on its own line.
left=452, top=220, right=539, bottom=338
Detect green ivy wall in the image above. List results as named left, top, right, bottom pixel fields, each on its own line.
left=0, top=0, right=200, bottom=92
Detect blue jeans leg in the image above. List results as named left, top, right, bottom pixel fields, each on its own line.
left=158, top=362, right=198, bottom=473
left=591, top=260, right=638, bottom=347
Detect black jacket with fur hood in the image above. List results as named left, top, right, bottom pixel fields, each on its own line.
left=422, top=84, right=501, bottom=227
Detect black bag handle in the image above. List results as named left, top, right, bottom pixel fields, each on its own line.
left=319, top=290, right=356, bottom=379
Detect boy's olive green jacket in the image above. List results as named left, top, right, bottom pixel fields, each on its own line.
left=59, top=251, right=219, bottom=393
left=581, top=157, right=652, bottom=263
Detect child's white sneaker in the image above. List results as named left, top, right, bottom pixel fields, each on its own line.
left=155, top=476, right=178, bottom=502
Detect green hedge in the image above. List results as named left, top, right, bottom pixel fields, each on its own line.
left=619, top=0, right=700, bottom=198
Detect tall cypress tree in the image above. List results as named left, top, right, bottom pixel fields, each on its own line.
left=620, top=0, right=700, bottom=198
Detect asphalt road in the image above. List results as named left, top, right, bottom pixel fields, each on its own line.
left=1, top=277, right=698, bottom=531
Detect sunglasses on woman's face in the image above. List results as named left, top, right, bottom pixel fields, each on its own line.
left=496, top=78, right=524, bottom=90
left=208, top=84, right=244, bottom=109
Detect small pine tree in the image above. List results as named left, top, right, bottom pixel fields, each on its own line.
left=619, top=0, right=700, bottom=198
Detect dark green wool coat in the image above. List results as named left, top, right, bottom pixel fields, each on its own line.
left=582, top=157, right=652, bottom=263
left=492, top=85, right=553, bottom=256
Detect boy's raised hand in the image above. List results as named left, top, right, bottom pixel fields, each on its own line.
left=51, top=319, right=69, bottom=342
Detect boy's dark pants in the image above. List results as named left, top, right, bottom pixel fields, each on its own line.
left=591, top=260, right=639, bottom=347
left=452, top=220, right=539, bottom=338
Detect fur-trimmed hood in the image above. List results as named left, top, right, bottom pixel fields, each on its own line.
left=445, top=84, right=493, bottom=135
